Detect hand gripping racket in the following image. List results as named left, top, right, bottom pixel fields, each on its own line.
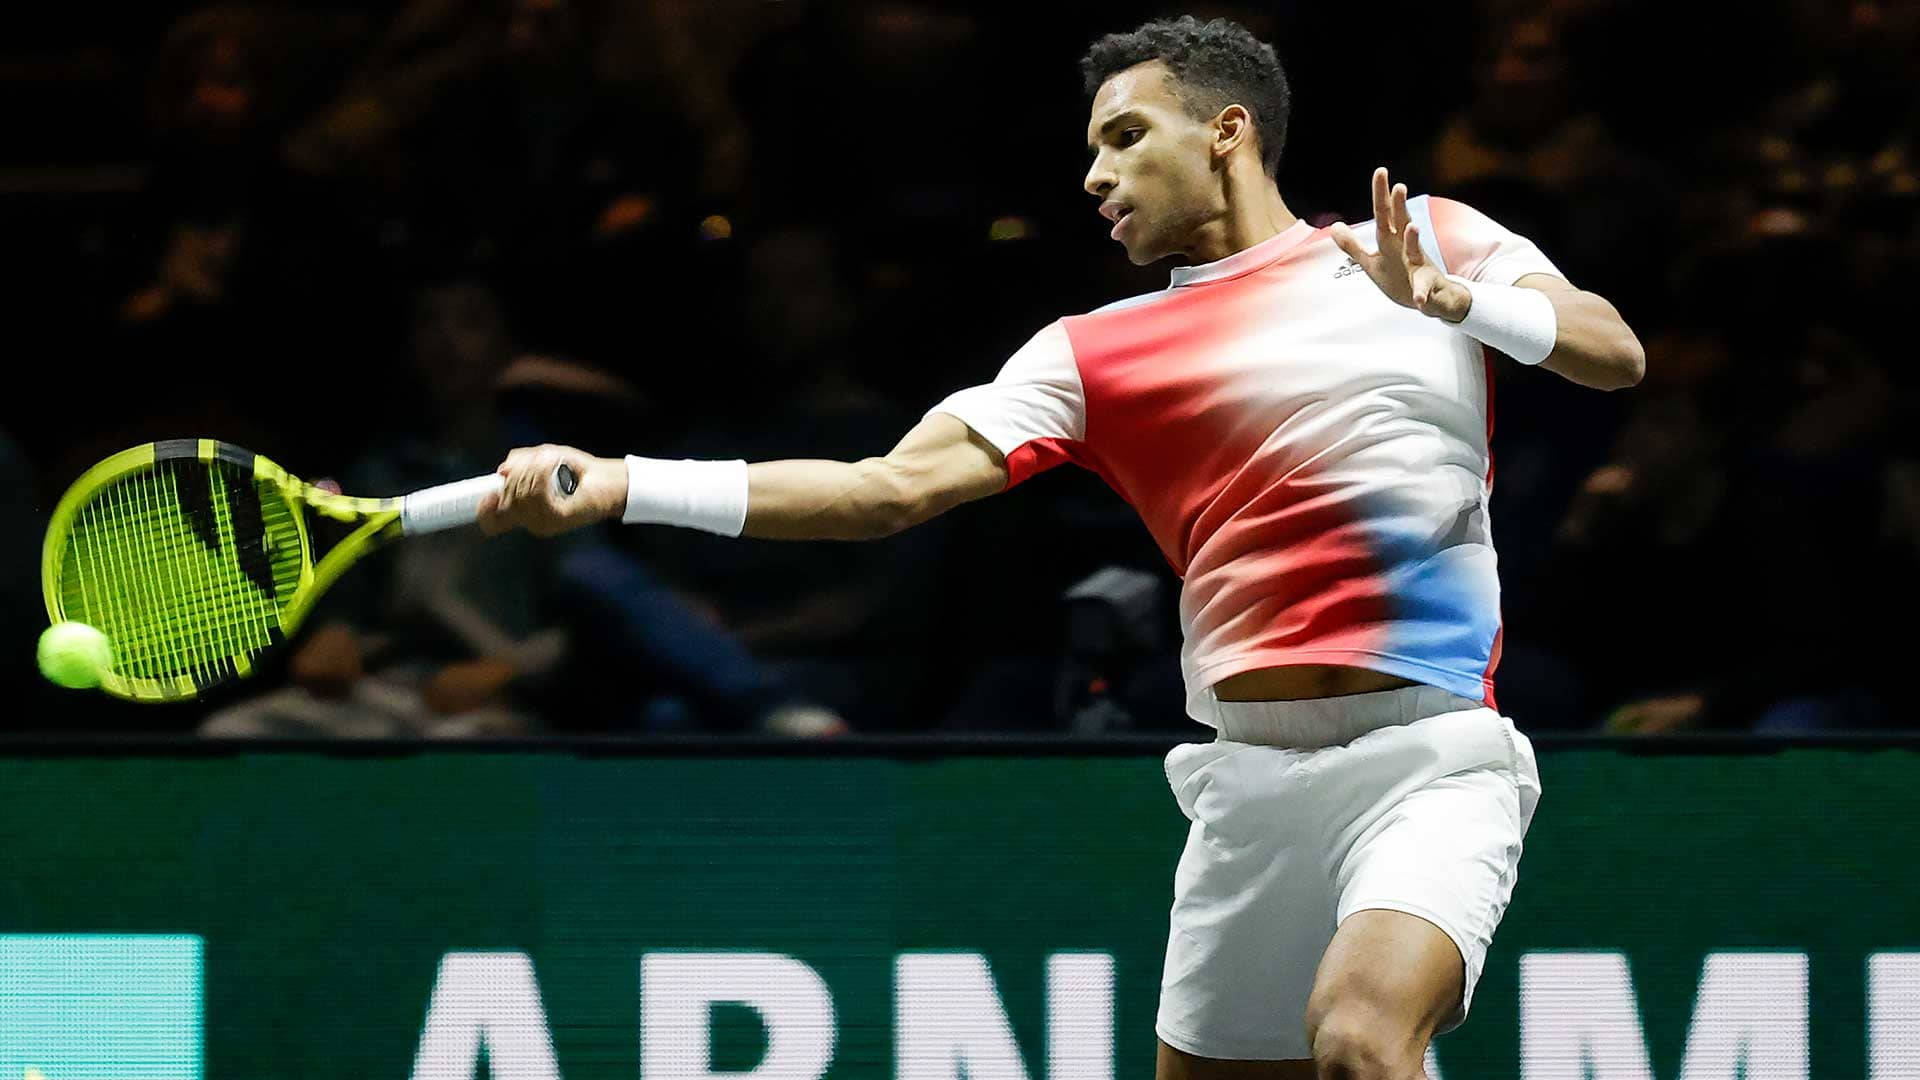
left=39, top=438, right=574, bottom=702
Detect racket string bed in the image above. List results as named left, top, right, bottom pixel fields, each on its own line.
left=68, top=481, right=209, bottom=679
left=162, top=460, right=295, bottom=679
left=60, top=460, right=301, bottom=685
left=127, top=475, right=276, bottom=680
left=72, top=479, right=192, bottom=677
left=134, top=467, right=194, bottom=680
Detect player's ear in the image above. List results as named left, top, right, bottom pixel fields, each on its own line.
left=1212, top=104, right=1253, bottom=163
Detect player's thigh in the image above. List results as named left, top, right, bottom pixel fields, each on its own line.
left=1303, top=908, right=1461, bottom=1055
left=1155, top=1039, right=1315, bottom=1080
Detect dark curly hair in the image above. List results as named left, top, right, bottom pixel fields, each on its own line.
left=1080, top=16, right=1291, bottom=179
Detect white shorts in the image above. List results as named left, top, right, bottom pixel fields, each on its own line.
left=1155, top=684, right=1542, bottom=1061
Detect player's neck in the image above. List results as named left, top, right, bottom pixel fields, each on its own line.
left=1188, top=178, right=1297, bottom=265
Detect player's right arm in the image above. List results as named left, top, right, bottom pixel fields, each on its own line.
left=477, top=419, right=1007, bottom=542
left=482, top=323, right=1083, bottom=542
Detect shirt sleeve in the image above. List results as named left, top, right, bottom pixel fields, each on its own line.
left=1424, top=196, right=1567, bottom=287
left=925, top=320, right=1086, bottom=487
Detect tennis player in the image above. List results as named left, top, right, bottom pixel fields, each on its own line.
left=481, top=15, right=1642, bottom=1079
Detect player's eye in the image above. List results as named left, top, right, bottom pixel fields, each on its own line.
left=1119, top=127, right=1145, bottom=147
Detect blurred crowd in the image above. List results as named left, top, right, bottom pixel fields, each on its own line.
left=2, top=0, right=1916, bottom=738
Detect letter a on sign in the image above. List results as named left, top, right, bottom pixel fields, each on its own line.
left=410, top=952, right=561, bottom=1080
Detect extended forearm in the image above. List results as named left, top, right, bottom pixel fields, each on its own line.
left=598, top=456, right=912, bottom=540
left=742, top=417, right=1008, bottom=540
left=742, top=458, right=919, bottom=541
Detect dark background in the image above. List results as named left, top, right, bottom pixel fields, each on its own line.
left=4, top=0, right=1917, bottom=739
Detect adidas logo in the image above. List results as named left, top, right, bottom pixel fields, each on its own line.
left=1333, top=258, right=1367, bottom=280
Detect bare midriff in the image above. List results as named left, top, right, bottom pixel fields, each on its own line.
left=1211, top=664, right=1419, bottom=702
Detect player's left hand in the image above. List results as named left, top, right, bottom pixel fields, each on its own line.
left=1330, top=167, right=1471, bottom=323
left=479, top=444, right=627, bottom=538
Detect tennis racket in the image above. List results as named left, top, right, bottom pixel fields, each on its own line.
left=40, top=438, right=574, bottom=703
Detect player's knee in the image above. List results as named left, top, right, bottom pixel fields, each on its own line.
left=1305, top=1002, right=1422, bottom=1080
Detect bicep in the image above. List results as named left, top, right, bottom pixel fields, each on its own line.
left=884, top=413, right=1010, bottom=514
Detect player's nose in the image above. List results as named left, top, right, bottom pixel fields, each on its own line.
left=1084, top=158, right=1115, bottom=199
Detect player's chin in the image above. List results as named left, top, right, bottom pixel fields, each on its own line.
left=1118, top=234, right=1159, bottom=266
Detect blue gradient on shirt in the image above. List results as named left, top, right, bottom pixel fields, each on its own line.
left=1362, top=505, right=1501, bottom=702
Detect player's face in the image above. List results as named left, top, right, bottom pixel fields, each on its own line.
left=1084, top=62, right=1224, bottom=266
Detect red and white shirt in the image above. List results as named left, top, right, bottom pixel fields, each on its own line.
left=929, top=195, right=1563, bottom=724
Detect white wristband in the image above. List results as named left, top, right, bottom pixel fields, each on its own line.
left=622, top=456, right=749, bottom=536
left=1448, top=274, right=1558, bottom=366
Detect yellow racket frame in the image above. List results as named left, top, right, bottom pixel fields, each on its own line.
left=42, top=439, right=407, bottom=703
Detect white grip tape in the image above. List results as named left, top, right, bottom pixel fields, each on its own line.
left=401, top=474, right=505, bottom=536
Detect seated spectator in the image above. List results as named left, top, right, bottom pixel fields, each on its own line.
left=1425, top=12, right=1626, bottom=195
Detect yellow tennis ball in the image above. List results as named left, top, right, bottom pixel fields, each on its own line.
left=38, top=621, right=113, bottom=689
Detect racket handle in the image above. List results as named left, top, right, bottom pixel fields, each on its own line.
left=401, top=464, right=578, bottom=535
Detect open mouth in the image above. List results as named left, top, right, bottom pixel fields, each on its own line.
left=1107, top=206, right=1134, bottom=240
